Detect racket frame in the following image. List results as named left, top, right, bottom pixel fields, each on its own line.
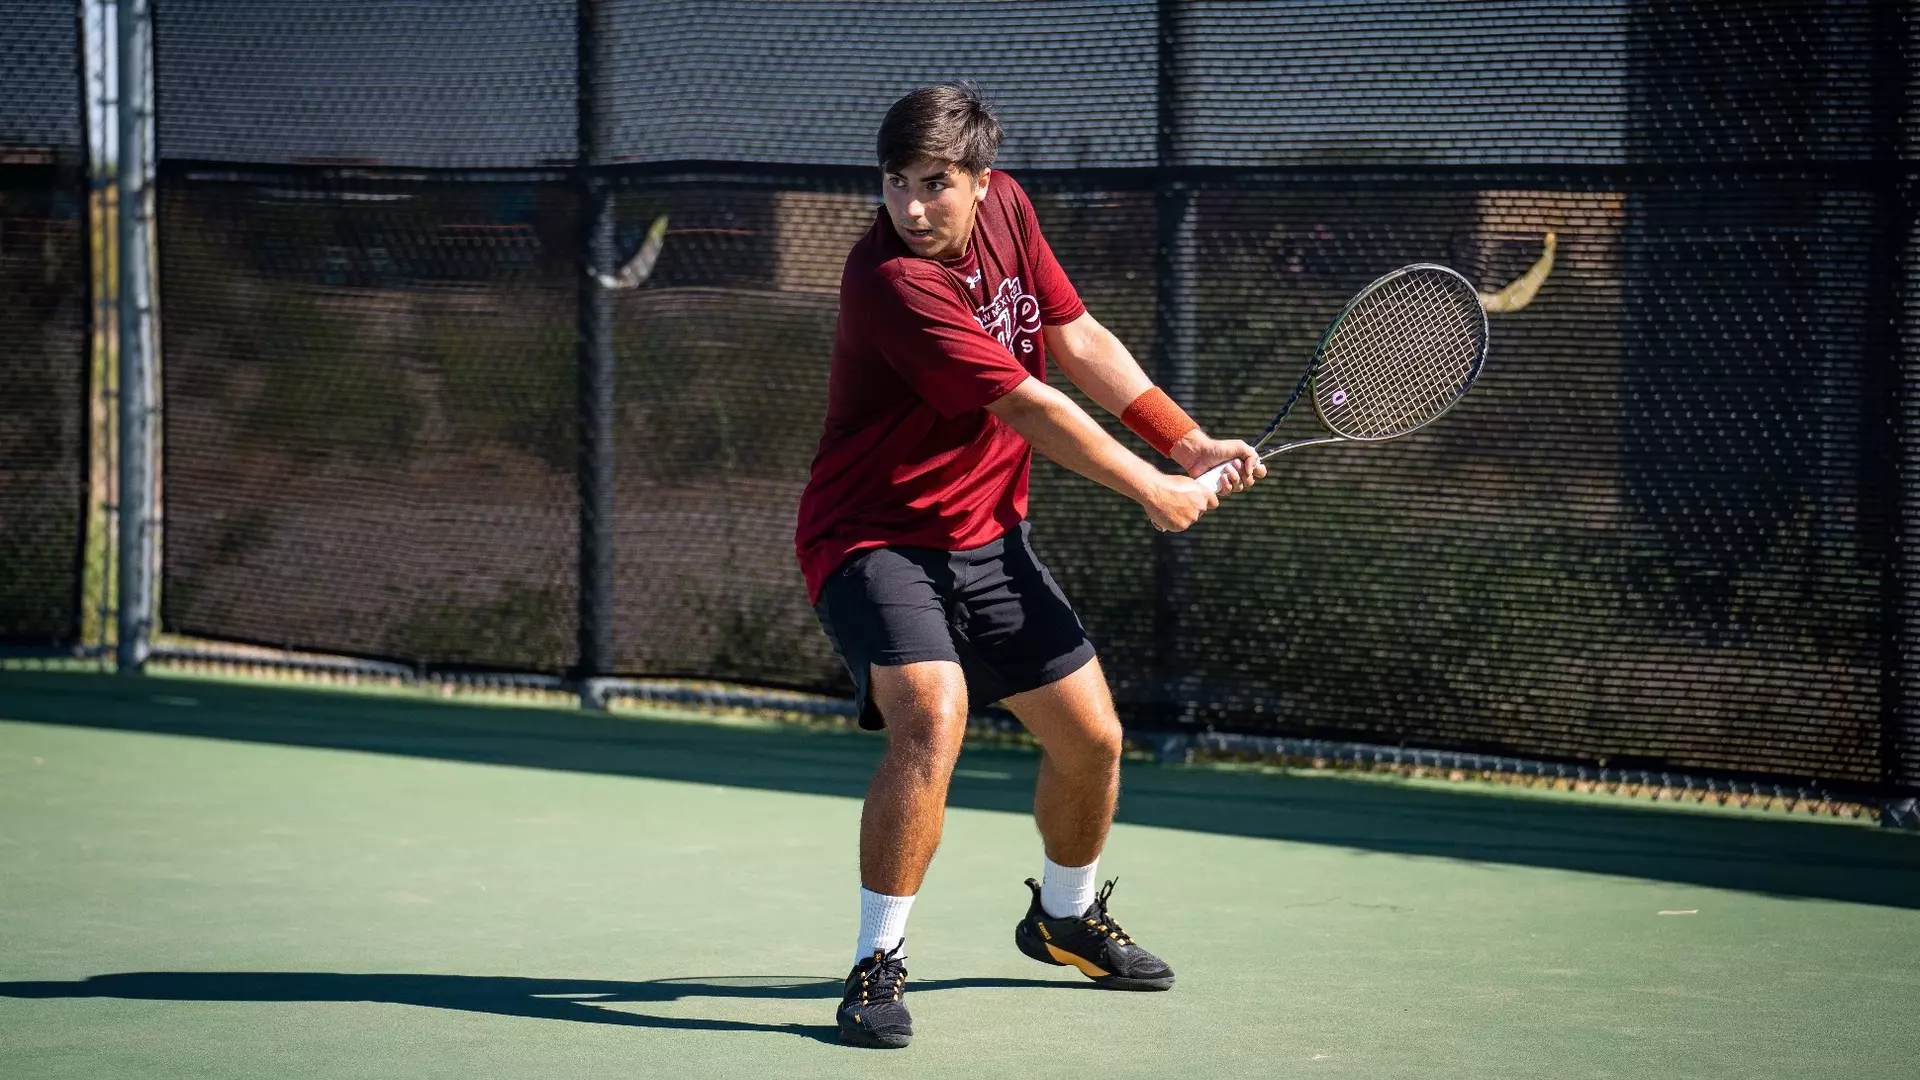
left=1200, top=262, right=1488, bottom=488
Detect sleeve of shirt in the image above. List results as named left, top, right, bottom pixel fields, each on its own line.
left=867, top=265, right=1034, bottom=418
left=1003, top=175, right=1086, bottom=326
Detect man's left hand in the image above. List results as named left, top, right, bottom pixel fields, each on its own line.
left=1171, top=432, right=1266, bottom=494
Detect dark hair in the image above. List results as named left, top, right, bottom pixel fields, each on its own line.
left=876, top=81, right=1002, bottom=176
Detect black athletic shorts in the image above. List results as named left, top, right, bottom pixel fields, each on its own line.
left=814, top=521, right=1097, bottom=730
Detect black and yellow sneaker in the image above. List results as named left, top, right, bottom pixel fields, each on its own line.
left=836, top=942, right=912, bottom=1048
left=1014, top=877, right=1175, bottom=991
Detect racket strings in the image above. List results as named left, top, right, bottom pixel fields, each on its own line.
left=1329, top=276, right=1475, bottom=431
left=1316, top=268, right=1484, bottom=440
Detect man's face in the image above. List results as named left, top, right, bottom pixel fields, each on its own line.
left=882, top=158, right=989, bottom=261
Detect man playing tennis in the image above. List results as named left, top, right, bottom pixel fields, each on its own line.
left=795, top=82, right=1264, bottom=1049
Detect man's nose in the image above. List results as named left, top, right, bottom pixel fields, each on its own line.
left=907, top=199, right=926, bottom=219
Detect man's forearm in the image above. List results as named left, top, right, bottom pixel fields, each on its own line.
left=1047, top=315, right=1212, bottom=469
left=1048, top=319, right=1152, bottom=419
left=987, top=378, right=1161, bottom=501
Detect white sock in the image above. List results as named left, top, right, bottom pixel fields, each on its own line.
left=855, top=887, right=914, bottom=964
left=1041, top=856, right=1099, bottom=919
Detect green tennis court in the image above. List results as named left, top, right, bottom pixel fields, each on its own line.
left=3, top=668, right=1916, bottom=1079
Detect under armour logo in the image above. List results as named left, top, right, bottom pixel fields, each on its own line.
left=963, top=269, right=982, bottom=289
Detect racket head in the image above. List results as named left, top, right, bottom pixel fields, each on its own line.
left=1308, top=263, right=1489, bottom=442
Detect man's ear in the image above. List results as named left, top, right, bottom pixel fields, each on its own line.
left=975, top=168, right=991, bottom=201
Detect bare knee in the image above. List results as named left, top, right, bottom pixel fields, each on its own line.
left=1046, top=710, right=1123, bottom=773
left=886, top=710, right=967, bottom=779
left=871, top=663, right=968, bottom=777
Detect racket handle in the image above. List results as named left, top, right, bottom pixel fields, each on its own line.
left=1195, top=461, right=1235, bottom=494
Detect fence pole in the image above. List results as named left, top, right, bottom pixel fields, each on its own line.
left=1870, top=0, right=1916, bottom=826
left=575, top=0, right=615, bottom=707
left=114, top=0, right=154, bottom=674
left=1150, top=0, right=1199, bottom=729
left=87, top=0, right=116, bottom=657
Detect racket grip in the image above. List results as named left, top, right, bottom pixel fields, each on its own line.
left=1195, top=461, right=1234, bottom=494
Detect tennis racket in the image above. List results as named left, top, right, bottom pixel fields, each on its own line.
left=1196, top=262, right=1489, bottom=494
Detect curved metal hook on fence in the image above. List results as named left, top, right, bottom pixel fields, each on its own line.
left=594, top=214, right=670, bottom=291
left=1477, top=230, right=1556, bottom=314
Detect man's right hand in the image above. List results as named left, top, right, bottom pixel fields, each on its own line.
left=1142, top=472, right=1219, bottom=532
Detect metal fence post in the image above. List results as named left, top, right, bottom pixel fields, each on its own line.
left=87, top=0, right=116, bottom=658
left=1870, top=0, right=1917, bottom=826
left=115, top=0, right=155, bottom=674
left=1149, top=0, right=1199, bottom=729
left=575, top=0, right=615, bottom=707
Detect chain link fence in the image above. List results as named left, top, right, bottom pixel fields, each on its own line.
left=7, top=1, right=1912, bottom=809
left=0, top=0, right=90, bottom=649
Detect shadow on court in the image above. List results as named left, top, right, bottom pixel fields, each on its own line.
left=4, top=670, right=1917, bottom=909
left=0, top=971, right=1077, bottom=1040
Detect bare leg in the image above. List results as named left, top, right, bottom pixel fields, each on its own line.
left=1002, top=658, right=1123, bottom=867
left=859, top=660, right=970, bottom=895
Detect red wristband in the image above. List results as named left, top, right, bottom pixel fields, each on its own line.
left=1120, top=386, right=1198, bottom=457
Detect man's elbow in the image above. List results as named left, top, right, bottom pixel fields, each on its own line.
left=1049, top=325, right=1104, bottom=374
left=985, top=378, right=1058, bottom=434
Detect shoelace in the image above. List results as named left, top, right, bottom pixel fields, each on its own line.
left=855, top=942, right=909, bottom=1005
left=1083, top=878, right=1134, bottom=946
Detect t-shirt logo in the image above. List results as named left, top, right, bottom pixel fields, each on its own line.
left=974, top=276, right=1044, bottom=356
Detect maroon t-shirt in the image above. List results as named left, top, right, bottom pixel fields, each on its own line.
left=794, top=172, right=1085, bottom=603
